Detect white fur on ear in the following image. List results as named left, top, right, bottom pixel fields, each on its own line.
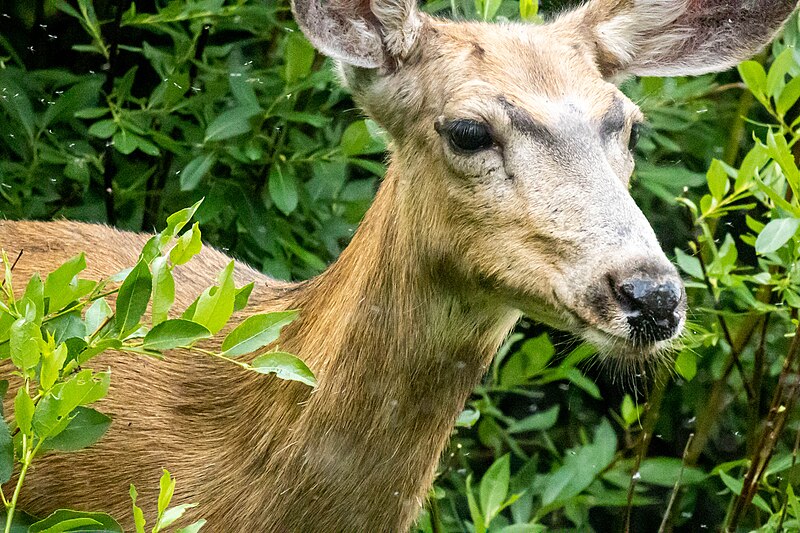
left=560, top=0, right=798, bottom=78
left=291, top=0, right=422, bottom=69
left=372, top=0, right=423, bottom=59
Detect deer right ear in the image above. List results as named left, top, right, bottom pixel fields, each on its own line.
left=291, top=0, right=422, bottom=69
left=561, top=0, right=798, bottom=78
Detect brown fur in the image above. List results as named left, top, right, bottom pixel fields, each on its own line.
left=1, top=0, right=797, bottom=530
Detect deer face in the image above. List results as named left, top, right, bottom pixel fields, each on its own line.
left=293, top=0, right=797, bottom=360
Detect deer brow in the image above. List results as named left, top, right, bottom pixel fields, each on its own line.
left=599, top=97, right=626, bottom=138
left=496, top=96, right=555, bottom=143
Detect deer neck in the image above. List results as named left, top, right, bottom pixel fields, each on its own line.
left=266, top=164, right=520, bottom=530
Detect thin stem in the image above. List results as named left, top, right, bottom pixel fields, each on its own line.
left=658, top=433, right=695, bottom=533
left=776, top=424, right=800, bottom=532
left=4, top=435, right=35, bottom=533
left=726, top=320, right=800, bottom=530
left=694, top=240, right=756, bottom=402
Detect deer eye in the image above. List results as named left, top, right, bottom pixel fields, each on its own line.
left=628, top=122, right=642, bottom=151
left=444, top=120, right=494, bottom=152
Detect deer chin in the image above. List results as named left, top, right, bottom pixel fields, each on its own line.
left=522, top=298, right=682, bottom=368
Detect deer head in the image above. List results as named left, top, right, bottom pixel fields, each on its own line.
left=292, top=0, right=796, bottom=363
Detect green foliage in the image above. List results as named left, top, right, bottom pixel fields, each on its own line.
left=0, top=204, right=312, bottom=530
left=0, top=0, right=384, bottom=281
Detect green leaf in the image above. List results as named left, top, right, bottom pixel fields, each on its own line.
left=234, top=283, right=255, bottom=312
left=0, top=387, right=12, bottom=483
left=33, top=370, right=110, bottom=440
left=40, top=337, right=67, bottom=388
left=113, top=129, right=139, bottom=155
left=341, top=120, right=384, bottom=156
left=519, top=0, right=538, bottom=20
left=284, top=33, right=316, bottom=83
left=675, top=350, right=697, bottom=381
left=10, top=312, right=42, bottom=372
left=41, top=406, right=111, bottom=452
left=116, top=259, right=153, bottom=336
left=189, top=262, right=235, bottom=334
left=500, top=333, right=554, bottom=386
left=85, top=297, right=113, bottom=335
left=480, top=454, right=510, bottom=526
left=74, top=107, right=110, bottom=119
left=706, top=159, right=729, bottom=200
left=778, top=76, right=800, bottom=115
left=175, top=520, right=206, bottom=533
left=151, top=257, right=175, bottom=326
left=269, top=164, right=299, bottom=216
left=44, top=254, right=88, bottom=312
left=15, top=388, right=35, bottom=436
left=142, top=320, right=212, bottom=351
left=0, top=434, right=10, bottom=486
left=738, top=61, right=767, bottom=101
left=157, top=469, right=176, bottom=525
left=251, top=352, right=316, bottom=387
left=28, top=509, right=122, bottom=532
left=205, top=106, right=260, bottom=142
left=456, top=408, right=481, bottom=428
left=507, top=405, right=559, bottom=434
left=466, top=474, right=485, bottom=533
left=87, top=119, right=117, bottom=139
left=161, top=199, right=204, bottom=241
left=636, top=458, right=706, bottom=487
left=221, top=310, right=298, bottom=357
left=541, top=419, right=617, bottom=506
left=475, top=0, right=502, bottom=20
left=674, top=249, right=703, bottom=279
left=767, top=47, right=794, bottom=97
left=157, top=504, right=197, bottom=531
left=22, top=273, right=44, bottom=322
left=131, top=485, right=146, bottom=533
left=180, top=154, right=216, bottom=192
left=620, top=394, right=642, bottom=428
left=755, top=218, right=800, bottom=254
left=170, top=223, right=203, bottom=266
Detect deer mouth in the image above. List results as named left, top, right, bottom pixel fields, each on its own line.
left=551, top=296, right=684, bottom=363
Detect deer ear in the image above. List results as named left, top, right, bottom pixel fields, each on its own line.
left=564, top=0, right=798, bottom=77
left=291, top=0, right=422, bottom=69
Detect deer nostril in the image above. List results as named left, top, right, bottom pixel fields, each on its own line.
left=614, top=277, right=683, bottom=343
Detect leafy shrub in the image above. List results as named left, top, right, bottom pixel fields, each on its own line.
left=0, top=202, right=312, bottom=531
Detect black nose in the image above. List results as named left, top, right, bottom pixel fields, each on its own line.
left=614, top=277, right=683, bottom=343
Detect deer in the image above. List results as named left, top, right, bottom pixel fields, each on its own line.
left=1, top=0, right=796, bottom=530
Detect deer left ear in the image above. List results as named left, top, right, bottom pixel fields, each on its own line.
left=559, top=0, right=798, bottom=78
left=291, top=0, right=422, bottom=69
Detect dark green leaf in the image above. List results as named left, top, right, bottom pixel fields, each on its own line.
left=142, top=319, right=212, bottom=351
left=205, top=107, right=260, bottom=142
left=41, top=407, right=111, bottom=452
left=115, top=260, right=152, bottom=336
left=221, top=310, right=298, bottom=357
left=28, top=509, right=122, bottom=532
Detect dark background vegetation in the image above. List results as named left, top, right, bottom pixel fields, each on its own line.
left=2, top=0, right=800, bottom=531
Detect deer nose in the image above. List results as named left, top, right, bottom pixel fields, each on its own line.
left=614, top=277, right=683, bottom=343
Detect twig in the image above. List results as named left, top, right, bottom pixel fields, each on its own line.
left=776, top=423, right=800, bottom=532
left=726, top=320, right=800, bottom=530
left=694, top=243, right=756, bottom=403
left=658, top=433, right=695, bottom=533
